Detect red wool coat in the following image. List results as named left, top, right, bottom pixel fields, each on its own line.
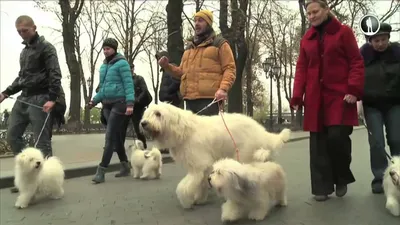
left=290, top=18, right=365, bottom=132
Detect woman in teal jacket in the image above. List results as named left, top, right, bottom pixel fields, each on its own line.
left=89, top=38, right=135, bottom=184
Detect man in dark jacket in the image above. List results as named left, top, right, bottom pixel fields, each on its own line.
left=156, top=51, right=182, bottom=107
left=0, top=15, right=63, bottom=193
left=360, top=23, right=400, bottom=194
left=121, top=64, right=152, bottom=149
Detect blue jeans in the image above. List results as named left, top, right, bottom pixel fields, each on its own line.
left=363, top=104, right=400, bottom=184
left=99, top=102, right=129, bottom=167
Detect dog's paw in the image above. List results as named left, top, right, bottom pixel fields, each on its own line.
left=386, top=198, right=400, bottom=216
left=15, top=201, right=28, bottom=209
left=248, top=209, right=268, bottom=221
left=140, top=176, right=149, bottom=180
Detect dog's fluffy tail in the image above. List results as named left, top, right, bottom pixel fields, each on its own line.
left=264, top=128, right=291, bottom=150
left=42, top=156, right=65, bottom=178
left=253, top=148, right=273, bottom=162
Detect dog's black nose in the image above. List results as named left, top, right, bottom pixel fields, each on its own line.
left=36, top=161, right=41, bottom=166
left=141, top=121, right=148, bottom=128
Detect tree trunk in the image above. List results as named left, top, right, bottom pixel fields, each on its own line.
left=166, top=0, right=184, bottom=66
left=59, top=0, right=84, bottom=126
left=226, top=0, right=248, bottom=113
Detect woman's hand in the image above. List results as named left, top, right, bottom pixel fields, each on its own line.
left=125, top=106, right=134, bottom=115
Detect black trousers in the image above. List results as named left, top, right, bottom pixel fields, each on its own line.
left=185, top=99, right=219, bottom=116
left=309, top=125, right=355, bottom=195
left=121, top=106, right=147, bottom=149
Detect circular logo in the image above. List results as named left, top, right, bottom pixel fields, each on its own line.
left=359, top=14, right=380, bottom=36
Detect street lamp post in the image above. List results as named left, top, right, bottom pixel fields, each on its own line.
left=262, top=56, right=275, bottom=131
left=87, top=77, right=92, bottom=89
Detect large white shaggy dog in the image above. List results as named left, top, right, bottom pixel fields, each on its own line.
left=130, top=140, right=162, bottom=180
left=209, top=158, right=287, bottom=222
left=14, top=147, right=65, bottom=209
left=140, top=103, right=291, bottom=208
left=383, top=156, right=400, bottom=216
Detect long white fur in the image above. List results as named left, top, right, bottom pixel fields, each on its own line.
left=209, top=158, right=287, bottom=222
left=383, top=156, right=400, bottom=216
left=14, top=147, right=65, bottom=209
left=140, top=102, right=291, bottom=209
left=130, top=140, right=162, bottom=180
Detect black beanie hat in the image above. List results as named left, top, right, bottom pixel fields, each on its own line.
left=368, top=23, right=392, bottom=41
left=102, top=38, right=118, bottom=51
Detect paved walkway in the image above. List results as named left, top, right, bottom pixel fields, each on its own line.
left=0, top=128, right=396, bottom=225
left=0, top=129, right=316, bottom=178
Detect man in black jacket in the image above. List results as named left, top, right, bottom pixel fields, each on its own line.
left=156, top=51, right=182, bottom=107
left=0, top=15, right=63, bottom=193
left=121, top=64, right=152, bottom=150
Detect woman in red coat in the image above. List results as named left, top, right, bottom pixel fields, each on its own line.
left=290, top=0, right=364, bottom=201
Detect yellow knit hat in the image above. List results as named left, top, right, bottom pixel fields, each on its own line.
left=194, top=10, right=213, bottom=26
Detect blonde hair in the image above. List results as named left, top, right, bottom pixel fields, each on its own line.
left=15, top=15, right=35, bottom=27
left=305, top=0, right=335, bottom=17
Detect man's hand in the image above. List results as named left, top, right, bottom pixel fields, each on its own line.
left=292, top=105, right=299, bottom=111
left=343, top=94, right=357, bottom=104
left=215, top=89, right=228, bottom=101
left=0, top=93, right=7, bottom=104
left=158, top=56, right=169, bottom=68
left=43, top=101, right=55, bottom=113
left=125, top=106, right=134, bottom=115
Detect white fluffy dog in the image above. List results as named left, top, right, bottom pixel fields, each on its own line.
left=14, top=147, right=65, bottom=209
left=209, top=158, right=287, bottom=222
left=130, top=140, right=162, bottom=180
left=140, top=103, right=291, bottom=209
left=383, top=156, right=400, bottom=216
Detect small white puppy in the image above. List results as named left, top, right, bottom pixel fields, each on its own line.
left=130, top=140, right=162, bottom=180
left=383, top=156, right=400, bottom=216
left=209, top=158, right=287, bottom=222
left=14, top=147, right=65, bottom=209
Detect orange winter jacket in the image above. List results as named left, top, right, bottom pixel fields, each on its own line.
left=165, top=34, right=236, bottom=100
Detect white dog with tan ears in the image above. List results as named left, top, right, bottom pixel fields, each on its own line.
left=14, top=147, right=65, bottom=209
left=130, top=140, right=162, bottom=180
left=209, top=158, right=287, bottom=222
left=383, top=156, right=400, bottom=216
left=140, top=102, right=291, bottom=209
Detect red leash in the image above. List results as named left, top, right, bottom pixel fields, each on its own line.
left=217, top=101, right=240, bottom=161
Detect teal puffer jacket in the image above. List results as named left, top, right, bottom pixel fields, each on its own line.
left=93, top=53, right=135, bottom=106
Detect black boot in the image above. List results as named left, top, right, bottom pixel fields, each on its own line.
left=92, top=166, right=106, bottom=184
left=115, top=161, right=131, bottom=177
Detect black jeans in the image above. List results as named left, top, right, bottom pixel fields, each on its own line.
left=121, top=106, right=147, bottom=149
left=99, top=102, right=129, bottom=167
left=7, top=95, right=53, bottom=157
left=185, top=98, right=219, bottom=116
left=309, top=125, right=355, bottom=195
left=363, top=104, right=400, bottom=185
